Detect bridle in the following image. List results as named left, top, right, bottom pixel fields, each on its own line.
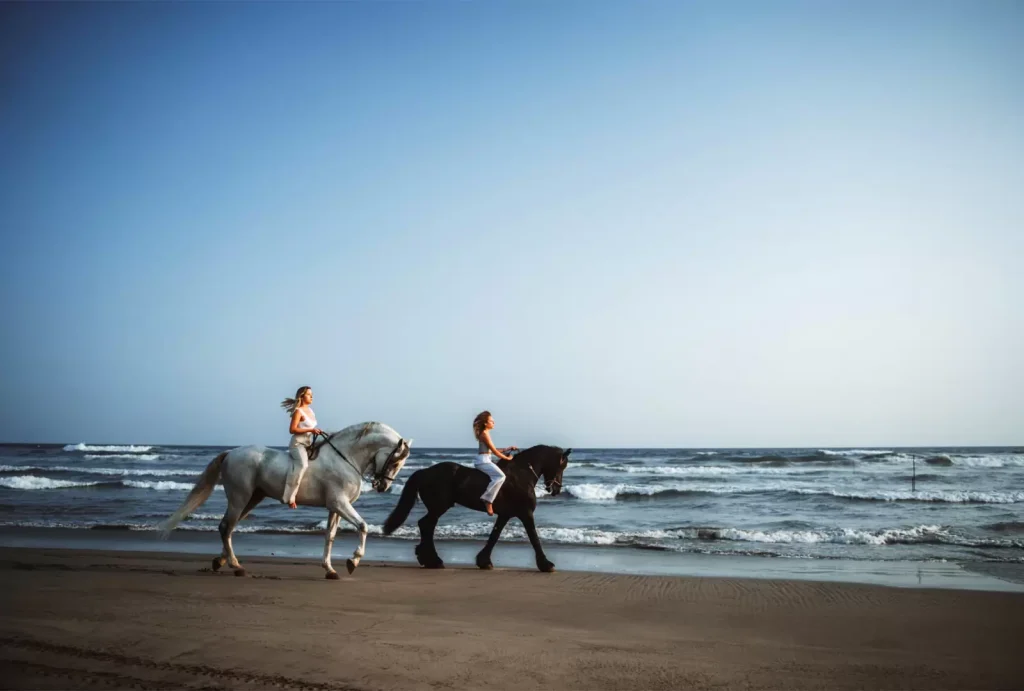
left=314, top=432, right=407, bottom=491
left=521, top=454, right=562, bottom=493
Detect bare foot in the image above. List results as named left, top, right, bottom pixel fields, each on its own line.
left=485, top=502, right=494, bottom=516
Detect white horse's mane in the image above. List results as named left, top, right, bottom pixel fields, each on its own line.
left=328, top=421, right=399, bottom=445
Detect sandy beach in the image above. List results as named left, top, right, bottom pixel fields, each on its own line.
left=1, top=547, right=1022, bottom=690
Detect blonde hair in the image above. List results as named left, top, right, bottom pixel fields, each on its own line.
left=472, top=410, right=492, bottom=440
left=281, top=386, right=312, bottom=415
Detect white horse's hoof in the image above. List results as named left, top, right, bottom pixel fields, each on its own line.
left=325, top=570, right=340, bottom=580
left=346, top=559, right=357, bottom=574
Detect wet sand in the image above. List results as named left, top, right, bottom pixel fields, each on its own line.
left=1, top=547, right=1022, bottom=690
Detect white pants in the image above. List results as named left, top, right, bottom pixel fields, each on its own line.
left=474, top=453, right=505, bottom=504
left=283, top=433, right=311, bottom=504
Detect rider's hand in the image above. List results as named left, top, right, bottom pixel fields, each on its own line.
left=507, top=446, right=519, bottom=452
left=313, top=428, right=324, bottom=435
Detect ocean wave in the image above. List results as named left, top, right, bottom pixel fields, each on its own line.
left=853, top=452, right=1024, bottom=468
left=817, top=449, right=894, bottom=456
left=83, top=454, right=160, bottom=461
left=728, top=454, right=791, bottom=465
left=63, top=444, right=154, bottom=454
left=795, top=488, right=1024, bottom=504
left=122, top=480, right=198, bottom=491
left=682, top=524, right=1023, bottom=548
left=0, top=475, right=210, bottom=492
left=3, top=518, right=1018, bottom=552
left=722, top=453, right=854, bottom=466
left=561, top=481, right=1024, bottom=504
left=0, top=465, right=196, bottom=478
left=618, top=465, right=822, bottom=477
left=0, top=476, right=105, bottom=490
left=564, top=483, right=702, bottom=501
left=947, top=454, right=1024, bottom=468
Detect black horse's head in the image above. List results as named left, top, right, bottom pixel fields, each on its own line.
left=538, top=446, right=572, bottom=496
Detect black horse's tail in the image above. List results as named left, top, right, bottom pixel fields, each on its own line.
left=383, top=469, right=421, bottom=535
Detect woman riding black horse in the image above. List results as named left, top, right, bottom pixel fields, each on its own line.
left=383, top=445, right=571, bottom=572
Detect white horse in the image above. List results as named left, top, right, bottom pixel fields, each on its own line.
left=161, top=422, right=412, bottom=579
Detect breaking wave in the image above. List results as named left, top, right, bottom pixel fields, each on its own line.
left=63, top=444, right=154, bottom=454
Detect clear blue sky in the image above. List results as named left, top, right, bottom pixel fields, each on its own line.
left=1, top=1, right=1021, bottom=448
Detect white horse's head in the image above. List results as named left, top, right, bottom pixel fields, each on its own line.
left=369, top=434, right=413, bottom=493
left=321, top=422, right=414, bottom=492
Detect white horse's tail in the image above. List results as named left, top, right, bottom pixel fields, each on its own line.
left=159, top=451, right=227, bottom=538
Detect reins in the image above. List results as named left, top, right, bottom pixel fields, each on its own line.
left=518, top=454, right=561, bottom=492
left=311, top=431, right=406, bottom=490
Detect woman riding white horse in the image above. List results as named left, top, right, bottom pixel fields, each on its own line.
left=161, top=422, right=412, bottom=579
left=281, top=385, right=323, bottom=508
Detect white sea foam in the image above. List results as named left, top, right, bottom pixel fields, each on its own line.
left=796, top=487, right=1024, bottom=504
left=817, top=449, right=893, bottom=456
left=0, top=465, right=196, bottom=478
left=701, top=525, right=948, bottom=545
left=619, top=465, right=820, bottom=477
left=0, top=476, right=103, bottom=490
left=63, top=444, right=154, bottom=453
left=564, top=482, right=749, bottom=501
left=122, top=480, right=199, bottom=491
left=83, top=454, right=160, bottom=461
left=947, top=454, right=1024, bottom=468
left=2, top=517, right=1018, bottom=551
left=561, top=481, right=1024, bottom=504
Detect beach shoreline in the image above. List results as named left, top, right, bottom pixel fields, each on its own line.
left=1, top=545, right=1023, bottom=690
left=2, top=525, right=1022, bottom=593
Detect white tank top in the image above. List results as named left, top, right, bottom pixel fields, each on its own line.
left=296, top=407, right=318, bottom=431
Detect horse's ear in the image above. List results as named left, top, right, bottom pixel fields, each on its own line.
left=405, top=438, right=414, bottom=449
left=563, top=448, right=572, bottom=458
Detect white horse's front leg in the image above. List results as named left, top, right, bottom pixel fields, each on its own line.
left=331, top=498, right=368, bottom=575
left=322, top=511, right=341, bottom=579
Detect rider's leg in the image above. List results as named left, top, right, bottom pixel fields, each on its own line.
left=475, top=458, right=505, bottom=516
left=283, top=436, right=310, bottom=508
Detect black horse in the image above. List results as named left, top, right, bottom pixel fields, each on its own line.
left=383, top=445, right=571, bottom=572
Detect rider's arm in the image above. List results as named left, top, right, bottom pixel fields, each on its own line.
left=482, top=431, right=513, bottom=461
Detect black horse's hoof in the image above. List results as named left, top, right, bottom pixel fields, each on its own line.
left=325, top=570, right=340, bottom=580
left=212, top=557, right=224, bottom=572
left=346, top=559, right=357, bottom=575
left=414, top=544, right=426, bottom=566
left=423, top=559, right=445, bottom=569
left=476, top=554, right=494, bottom=570
left=233, top=568, right=247, bottom=577
left=538, top=561, right=555, bottom=573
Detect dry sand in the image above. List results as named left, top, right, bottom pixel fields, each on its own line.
left=0, top=546, right=1022, bottom=690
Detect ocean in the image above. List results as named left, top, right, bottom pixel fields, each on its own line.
left=2, top=443, right=1022, bottom=571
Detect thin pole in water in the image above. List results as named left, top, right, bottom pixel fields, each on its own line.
left=912, top=455, right=916, bottom=492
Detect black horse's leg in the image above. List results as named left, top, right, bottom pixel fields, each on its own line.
left=476, top=514, right=510, bottom=570
left=520, top=512, right=555, bottom=573
left=416, top=511, right=445, bottom=568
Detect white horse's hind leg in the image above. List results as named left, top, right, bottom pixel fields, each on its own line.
left=218, top=502, right=246, bottom=576
left=330, top=498, right=368, bottom=575
left=322, top=512, right=341, bottom=579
